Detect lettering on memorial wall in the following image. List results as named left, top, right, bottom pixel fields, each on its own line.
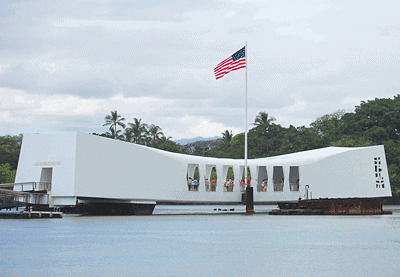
left=34, top=162, right=61, bottom=166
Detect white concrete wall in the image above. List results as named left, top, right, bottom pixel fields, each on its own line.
left=73, top=132, right=246, bottom=203
left=301, top=145, right=391, bottom=199
left=15, top=132, right=77, bottom=197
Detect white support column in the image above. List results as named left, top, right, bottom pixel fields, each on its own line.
left=187, top=164, right=196, bottom=179
left=249, top=165, right=257, bottom=186
left=216, top=165, right=223, bottom=192
left=234, top=165, right=241, bottom=189
left=199, top=163, right=205, bottom=192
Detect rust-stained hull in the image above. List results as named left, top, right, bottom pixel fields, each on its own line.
left=270, top=198, right=392, bottom=215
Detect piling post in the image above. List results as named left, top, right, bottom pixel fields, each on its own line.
left=245, top=186, right=254, bottom=214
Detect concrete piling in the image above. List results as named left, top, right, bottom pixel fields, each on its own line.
left=245, top=186, right=254, bottom=214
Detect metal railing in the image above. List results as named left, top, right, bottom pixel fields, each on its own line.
left=205, top=182, right=217, bottom=192
left=0, top=182, right=51, bottom=192
left=290, top=183, right=300, bottom=191
left=0, top=182, right=51, bottom=207
left=273, top=184, right=284, bottom=191
left=0, top=188, right=50, bottom=206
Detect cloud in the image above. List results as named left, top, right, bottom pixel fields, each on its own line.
left=177, top=116, right=242, bottom=139
left=1, top=0, right=400, bottom=140
left=275, top=24, right=326, bottom=42
left=39, top=96, right=102, bottom=116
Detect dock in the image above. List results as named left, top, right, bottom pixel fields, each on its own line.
left=269, top=198, right=393, bottom=215
left=0, top=182, right=63, bottom=219
left=0, top=210, right=63, bottom=219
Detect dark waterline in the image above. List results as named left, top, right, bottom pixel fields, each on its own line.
left=1, top=205, right=400, bottom=277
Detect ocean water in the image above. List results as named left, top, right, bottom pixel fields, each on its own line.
left=1, top=205, right=400, bottom=277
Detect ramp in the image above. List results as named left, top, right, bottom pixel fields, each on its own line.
left=0, top=182, right=51, bottom=210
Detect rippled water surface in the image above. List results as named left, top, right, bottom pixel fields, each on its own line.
left=1, top=205, right=400, bottom=277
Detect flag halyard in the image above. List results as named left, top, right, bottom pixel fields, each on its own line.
left=214, top=46, right=246, bottom=80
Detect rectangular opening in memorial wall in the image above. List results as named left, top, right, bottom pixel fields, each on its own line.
left=289, top=166, right=299, bottom=191
left=187, top=164, right=199, bottom=191
left=257, top=166, right=268, bottom=192
left=223, top=166, right=234, bottom=192
left=273, top=166, right=284, bottom=192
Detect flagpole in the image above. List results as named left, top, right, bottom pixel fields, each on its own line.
left=245, top=41, right=248, bottom=187
left=244, top=42, right=254, bottom=214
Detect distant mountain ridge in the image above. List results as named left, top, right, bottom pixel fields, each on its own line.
left=174, top=136, right=220, bottom=145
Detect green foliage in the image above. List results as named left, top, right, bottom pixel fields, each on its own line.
left=157, top=141, right=181, bottom=153
left=148, top=124, right=164, bottom=146
left=103, top=110, right=126, bottom=139
left=127, top=118, right=148, bottom=144
left=0, top=163, right=16, bottom=183
left=330, top=135, right=375, bottom=147
left=227, top=167, right=234, bottom=180
left=0, top=134, right=22, bottom=170
left=310, top=109, right=345, bottom=141
left=221, top=130, right=234, bottom=151
left=206, top=167, right=216, bottom=182
left=99, top=113, right=182, bottom=152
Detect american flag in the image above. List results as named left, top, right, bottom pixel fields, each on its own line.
left=214, top=46, right=246, bottom=80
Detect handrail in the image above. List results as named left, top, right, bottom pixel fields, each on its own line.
left=273, top=184, right=284, bottom=191
left=289, top=183, right=300, bottom=191
left=0, top=188, right=49, bottom=196
left=0, top=188, right=50, bottom=205
left=0, top=182, right=51, bottom=191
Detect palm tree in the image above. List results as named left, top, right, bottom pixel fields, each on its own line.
left=222, top=130, right=233, bottom=150
left=123, top=128, right=134, bottom=143
left=148, top=124, right=164, bottom=146
left=253, top=112, right=275, bottom=154
left=159, top=135, right=173, bottom=144
left=103, top=110, right=126, bottom=139
left=105, top=128, right=124, bottom=140
left=253, top=112, right=276, bottom=135
left=128, top=118, right=148, bottom=144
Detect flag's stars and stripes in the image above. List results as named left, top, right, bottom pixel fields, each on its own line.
left=214, top=46, right=246, bottom=80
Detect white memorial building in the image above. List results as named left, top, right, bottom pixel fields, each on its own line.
left=14, top=132, right=392, bottom=214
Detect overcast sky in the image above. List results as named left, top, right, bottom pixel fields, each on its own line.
left=1, top=0, right=399, bottom=140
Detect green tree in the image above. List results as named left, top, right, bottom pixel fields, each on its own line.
left=157, top=136, right=181, bottom=153
left=148, top=124, right=164, bottom=146
left=310, top=110, right=345, bottom=141
left=128, top=118, right=148, bottom=144
left=103, top=110, right=126, bottom=139
left=104, top=128, right=124, bottom=140
left=252, top=112, right=276, bottom=153
left=0, top=134, right=22, bottom=170
left=221, top=130, right=234, bottom=151
left=253, top=112, right=276, bottom=135
left=0, top=163, right=16, bottom=183
left=123, top=128, right=134, bottom=142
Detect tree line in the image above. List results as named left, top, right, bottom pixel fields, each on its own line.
left=1, top=95, right=399, bottom=203
left=91, top=111, right=181, bottom=153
